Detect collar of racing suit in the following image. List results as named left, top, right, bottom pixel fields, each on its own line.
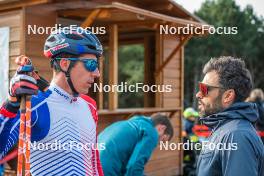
left=49, top=83, right=78, bottom=103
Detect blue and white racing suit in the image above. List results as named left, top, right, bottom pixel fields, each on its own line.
left=0, top=83, right=104, bottom=176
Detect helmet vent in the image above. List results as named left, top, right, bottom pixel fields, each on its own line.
left=86, top=44, right=96, bottom=50
left=65, top=34, right=83, bottom=40
left=47, top=36, right=56, bottom=42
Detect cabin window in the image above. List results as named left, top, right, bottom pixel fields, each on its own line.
left=118, top=44, right=144, bottom=108
left=97, top=44, right=145, bottom=109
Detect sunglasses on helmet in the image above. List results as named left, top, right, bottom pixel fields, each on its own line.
left=198, top=82, right=224, bottom=97
left=58, top=58, right=99, bottom=72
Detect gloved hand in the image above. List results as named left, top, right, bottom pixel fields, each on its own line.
left=9, top=56, right=38, bottom=100
left=32, top=71, right=50, bottom=92
left=1, top=56, right=50, bottom=117
left=1, top=55, right=38, bottom=117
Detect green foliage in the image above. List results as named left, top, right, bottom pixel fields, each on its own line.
left=102, top=45, right=144, bottom=109
left=118, top=45, right=144, bottom=108
left=184, top=0, right=264, bottom=107
left=118, top=45, right=144, bottom=84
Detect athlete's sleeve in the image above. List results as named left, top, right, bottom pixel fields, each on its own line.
left=93, top=106, right=104, bottom=176
left=0, top=99, right=21, bottom=159
left=0, top=93, right=50, bottom=159
left=0, top=116, right=19, bottom=159
left=0, top=99, right=20, bottom=118
left=96, top=148, right=104, bottom=176
left=80, top=94, right=104, bottom=176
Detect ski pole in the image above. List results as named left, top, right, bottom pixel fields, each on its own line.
left=16, top=56, right=33, bottom=176
left=17, top=95, right=31, bottom=176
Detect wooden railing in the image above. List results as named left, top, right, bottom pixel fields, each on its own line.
left=98, top=107, right=182, bottom=119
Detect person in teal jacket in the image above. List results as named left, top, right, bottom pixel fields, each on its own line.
left=98, top=114, right=174, bottom=176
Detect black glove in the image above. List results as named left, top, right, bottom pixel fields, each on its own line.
left=32, top=71, right=50, bottom=92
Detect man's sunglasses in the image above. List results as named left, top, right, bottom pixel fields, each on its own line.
left=58, top=58, right=99, bottom=72
left=198, top=82, right=224, bottom=97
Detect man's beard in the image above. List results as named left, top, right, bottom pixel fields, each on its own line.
left=202, top=96, right=224, bottom=117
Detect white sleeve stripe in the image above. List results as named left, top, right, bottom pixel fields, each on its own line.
left=31, top=108, right=39, bottom=127
left=10, top=120, right=20, bottom=134
left=31, top=99, right=48, bottom=111
left=0, top=118, right=9, bottom=133
left=87, top=102, right=96, bottom=111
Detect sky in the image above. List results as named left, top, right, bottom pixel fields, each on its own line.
left=174, top=0, right=264, bottom=18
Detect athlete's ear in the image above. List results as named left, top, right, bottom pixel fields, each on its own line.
left=59, top=59, right=70, bottom=72
left=222, top=89, right=235, bottom=108
left=155, top=124, right=166, bottom=135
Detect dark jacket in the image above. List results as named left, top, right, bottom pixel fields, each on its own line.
left=196, top=102, right=264, bottom=176
left=255, top=101, right=264, bottom=131
left=183, top=118, right=195, bottom=135
left=98, top=116, right=158, bottom=176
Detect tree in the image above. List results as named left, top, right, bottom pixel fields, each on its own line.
left=118, top=44, right=144, bottom=108
left=184, top=0, right=264, bottom=107
left=101, top=44, right=144, bottom=109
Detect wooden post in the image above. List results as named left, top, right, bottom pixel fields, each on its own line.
left=144, top=36, right=155, bottom=107
left=20, top=7, right=26, bottom=55
left=81, top=9, right=101, bottom=28
left=108, top=24, right=118, bottom=110
left=155, top=31, right=163, bottom=107
left=155, top=34, right=192, bottom=77
left=179, top=35, right=184, bottom=175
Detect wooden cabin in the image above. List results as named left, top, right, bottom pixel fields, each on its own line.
left=0, top=0, right=208, bottom=175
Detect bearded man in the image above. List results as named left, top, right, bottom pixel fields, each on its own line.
left=196, top=56, right=264, bottom=176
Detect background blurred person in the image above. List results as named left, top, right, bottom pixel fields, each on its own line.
left=246, top=88, right=264, bottom=144
left=98, top=114, right=174, bottom=176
